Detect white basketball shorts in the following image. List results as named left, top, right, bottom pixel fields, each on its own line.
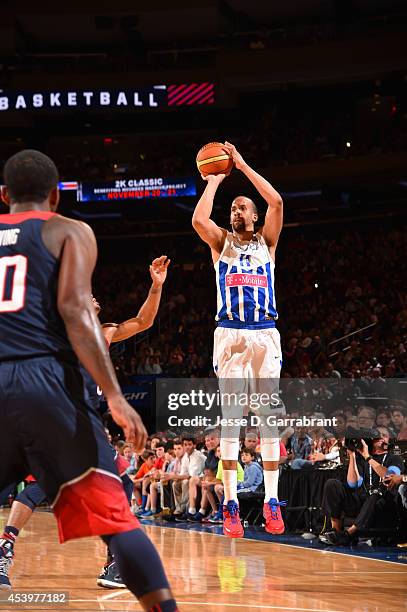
left=213, top=326, right=282, bottom=380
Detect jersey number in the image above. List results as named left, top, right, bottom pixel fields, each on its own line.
left=0, top=255, right=28, bottom=313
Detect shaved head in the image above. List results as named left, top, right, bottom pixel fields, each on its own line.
left=232, top=196, right=257, bottom=215
left=230, top=196, right=258, bottom=233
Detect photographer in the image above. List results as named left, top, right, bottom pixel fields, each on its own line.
left=319, top=427, right=405, bottom=546
left=384, top=472, right=407, bottom=547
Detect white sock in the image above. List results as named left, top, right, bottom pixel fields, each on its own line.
left=264, top=469, right=279, bottom=503
left=188, top=507, right=196, bottom=515
left=199, top=508, right=206, bottom=515
left=223, top=470, right=238, bottom=503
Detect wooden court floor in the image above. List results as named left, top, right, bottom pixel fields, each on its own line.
left=1, top=510, right=406, bottom=612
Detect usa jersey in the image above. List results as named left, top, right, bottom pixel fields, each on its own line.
left=0, top=211, right=76, bottom=363
left=215, top=231, right=278, bottom=329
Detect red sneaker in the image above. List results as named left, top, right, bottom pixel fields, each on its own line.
left=222, top=501, right=244, bottom=538
left=263, top=498, right=286, bottom=535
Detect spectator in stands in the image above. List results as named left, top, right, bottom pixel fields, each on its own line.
left=357, top=406, right=376, bottom=429
left=278, top=439, right=289, bottom=465
left=141, top=448, right=176, bottom=519
left=123, top=444, right=138, bottom=476
left=242, top=432, right=262, bottom=464
left=133, top=450, right=156, bottom=512
left=154, top=442, right=167, bottom=470
left=287, top=427, right=313, bottom=469
left=115, top=440, right=127, bottom=455
left=136, top=441, right=169, bottom=517
left=163, top=436, right=206, bottom=520
left=391, top=406, right=407, bottom=436
left=369, top=367, right=387, bottom=396
left=159, top=439, right=185, bottom=514
left=376, top=409, right=397, bottom=437
left=308, top=432, right=340, bottom=466
left=331, top=412, right=347, bottom=437
left=187, top=429, right=220, bottom=522
left=238, top=448, right=264, bottom=493
left=346, top=415, right=358, bottom=429
left=149, top=436, right=161, bottom=451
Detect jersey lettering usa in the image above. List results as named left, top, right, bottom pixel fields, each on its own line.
left=215, top=232, right=278, bottom=328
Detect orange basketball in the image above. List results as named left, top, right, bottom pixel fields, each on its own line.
left=196, top=142, right=233, bottom=176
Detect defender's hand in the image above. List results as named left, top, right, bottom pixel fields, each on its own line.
left=108, top=395, right=147, bottom=452
left=223, top=141, right=246, bottom=170
left=150, top=255, right=170, bottom=287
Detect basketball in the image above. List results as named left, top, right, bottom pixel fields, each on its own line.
left=196, top=142, right=234, bottom=176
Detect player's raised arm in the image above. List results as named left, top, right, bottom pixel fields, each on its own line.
left=109, top=256, right=170, bottom=342
left=48, top=217, right=147, bottom=450
left=192, top=174, right=227, bottom=257
left=224, top=141, right=283, bottom=255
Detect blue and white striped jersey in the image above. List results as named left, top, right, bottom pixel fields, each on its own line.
left=214, top=232, right=278, bottom=329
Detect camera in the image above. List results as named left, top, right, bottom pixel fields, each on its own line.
left=343, top=426, right=381, bottom=453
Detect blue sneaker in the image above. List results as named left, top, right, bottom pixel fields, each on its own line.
left=140, top=510, right=154, bottom=517
left=214, top=509, right=224, bottom=523
left=97, top=561, right=125, bottom=589
left=135, top=508, right=146, bottom=517
left=188, top=512, right=204, bottom=523
left=208, top=510, right=223, bottom=524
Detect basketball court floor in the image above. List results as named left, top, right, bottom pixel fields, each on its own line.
left=1, top=509, right=406, bottom=611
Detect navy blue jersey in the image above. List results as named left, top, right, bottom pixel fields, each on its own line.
left=0, top=211, right=76, bottom=363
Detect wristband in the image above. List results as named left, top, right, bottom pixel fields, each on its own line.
left=365, top=455, right=373, bottom=462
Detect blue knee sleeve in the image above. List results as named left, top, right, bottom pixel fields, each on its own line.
left=102, top=528, right=170, bottom=598
left=15, top=483, right=47, bottom=511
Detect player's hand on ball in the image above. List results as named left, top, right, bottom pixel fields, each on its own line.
left=108, top=394, right=147, bottom=452
left=201, top=173, right=227, bottom=184
left=150, top=255, right=170, bottom=287
left=223, top=141, right=246, bottom=170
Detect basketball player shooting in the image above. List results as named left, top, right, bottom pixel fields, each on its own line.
left=192, top=141, right=284, bottom=538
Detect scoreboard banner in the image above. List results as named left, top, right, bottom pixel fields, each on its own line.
left=0, top=83, right=215, bottom=112
left=77, top=177, right=197, bottom=201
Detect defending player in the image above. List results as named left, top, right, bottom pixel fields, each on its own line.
left=0, top=150, right=178, bottom=611
left=0, top=258, right=170, bottom=591
left=192, top=141, right=285, bottom=538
